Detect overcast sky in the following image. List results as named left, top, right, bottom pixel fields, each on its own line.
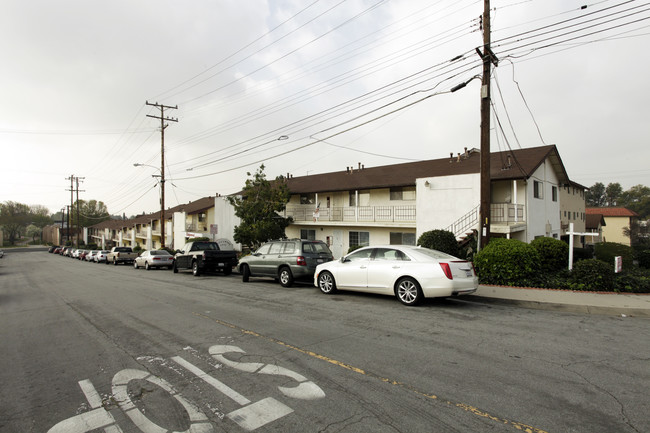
left=2, top=0, right=649, bottom=218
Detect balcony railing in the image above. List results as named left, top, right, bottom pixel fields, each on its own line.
left=186, top=223, right=208, bottom=232
left=285, top=205, right=416, bottom=223
left=491, top=203, right=525, bottom=223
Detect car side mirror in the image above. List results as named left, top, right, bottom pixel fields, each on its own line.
left=339, top=257, right=346, bottom=263
left=175, top=249, right=181, bottom=254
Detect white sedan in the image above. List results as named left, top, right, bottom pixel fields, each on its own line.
left=133, top=250, right=174, bottom=270
left=314, top=245, right=478, bottom=306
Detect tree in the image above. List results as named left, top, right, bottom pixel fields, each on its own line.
left=71, top=199, right=110, bottom=228
left=605, top=182, right=623, bottom=206
left=619, top=184, right=650, bottom=220
left=26, top=224, right=42, bottom=243
left=30, top=205, right=53, bottom=228
left=586, top=182, right=606, bottom=207
left=227, top=165, right=292, bottom=250
left=0, top=201, right=31, bottom=244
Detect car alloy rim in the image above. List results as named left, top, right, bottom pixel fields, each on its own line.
left=319, top=274, right=332, bottom=292
left=280, top=271, right=289, bottom=284
left=398, top=280, right=417, bottom=303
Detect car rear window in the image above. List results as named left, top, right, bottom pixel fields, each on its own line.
left=303, top=242, right=332, bottom=254
left=415, top=248, right=457, bottom=260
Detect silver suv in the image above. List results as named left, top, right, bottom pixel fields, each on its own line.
left=238, top=239, right=333, bottom=287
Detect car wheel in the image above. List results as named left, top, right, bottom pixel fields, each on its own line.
left=113, top=258, right=118, bottom=266
left=192, top=261, right=201, bottom=276
left=172, top=261, right=178, bottom=273
left=318, top=271, right=337, bottom=294
left=241, top=264, right=250, bottom=282
left=134, top=261, right=139, bottom=269
left=278, top=267, right=294, bottom=287
left=145, top=262, right=151, bottom=271
left=396, top=277, right=423, bottom=306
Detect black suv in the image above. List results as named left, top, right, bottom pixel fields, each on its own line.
left=237, top=239, right=333, bottom=287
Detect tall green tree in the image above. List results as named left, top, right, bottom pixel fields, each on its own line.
left=605, top=182, right=623, bottom=206
left=619, top=184, right=650, bottom=220
left=30, top=205, right=53, bottom=228
left=586, top=182, right=606, bottom=207
left=0, top=201, right=31, bottom=244
left=227, top=165, right=292, bottom=250
left=71, top=199, right=110, bottom=228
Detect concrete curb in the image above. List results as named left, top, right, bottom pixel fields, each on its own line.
left=467, top=285, right=650, bottom=317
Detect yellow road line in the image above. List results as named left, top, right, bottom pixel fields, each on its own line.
left=194, top=312, right=549, bottom=433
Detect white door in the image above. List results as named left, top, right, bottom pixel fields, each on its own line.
left=332, top=230, right=343, bottom=259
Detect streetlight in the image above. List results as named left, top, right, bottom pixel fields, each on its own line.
left=134, top=163, right=166, bottom=249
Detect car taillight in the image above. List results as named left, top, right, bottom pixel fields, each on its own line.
left=296, top=256, right=306, bottom=266
left=153, top=257, right=160, bottom=261
left=440, top=263, right=453, bottom=280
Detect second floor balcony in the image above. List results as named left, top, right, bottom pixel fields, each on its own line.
left=285, top=205, right=416, bottom=224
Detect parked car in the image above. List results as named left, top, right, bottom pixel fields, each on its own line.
left=134, top=250, right=174, bottom=270
left=78, top=250, right=90, bottom=260
left=314, top=245, right=478, bottom=306
left=106, top=246, right=138, bottom=265
left=0, top=250, right=4, bottom=259
left=63, top=247, right=74, bottom=257
left=173, top=240, right=238, bottom=276
left=85, top=251, right=97, bottom=262
left=48, top=245, right=60, bottom=253
left=237, top=239, right=333, bottom=287
left=53, top=247, right=63, bottom=254
left=94, top=250, right=110, bottom=263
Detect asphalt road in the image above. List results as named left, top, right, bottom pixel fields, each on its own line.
left=0, top=249, right=648, bottom=433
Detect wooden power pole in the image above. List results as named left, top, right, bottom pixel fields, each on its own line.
left=146, top=101, right=177, bottom=249
left=479, top=0, right=497, bottom=249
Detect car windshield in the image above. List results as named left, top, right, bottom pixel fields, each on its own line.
left=150, top=250, right=170, bottom=256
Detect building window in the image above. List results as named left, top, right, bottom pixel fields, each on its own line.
left=390, top=186, right=416, bottom=201
left=300, top=194, right=315, bottom=205
left=552, top=186, right=558, bottom=202
left=349, top=191, right=356, bottom=207
left=389, top=232, right=416, bottom=245
left=534, top=181, right=543, bottom=199
left=300, top=229, right=316, bottom=240
left=349, top=231, right=369, bottom=247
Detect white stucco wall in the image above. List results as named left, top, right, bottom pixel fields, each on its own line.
left=525, top=161, right=561, bottom=242
left=214, top=196, right=242, bottom=251
left=415, top=173, right=480, bottom=238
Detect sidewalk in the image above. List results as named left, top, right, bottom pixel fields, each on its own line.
left=467, top=285, right=650, bottom=317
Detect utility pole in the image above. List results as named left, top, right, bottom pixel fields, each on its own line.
left=66, top=175, right=74, bottom=246
left=478, top=0, right=497, bottom=249
left=146, top=101, right=178, bottom=249
left=61, top=207, right=66, bottom=245
left=75, top=177, right=85, bottom=248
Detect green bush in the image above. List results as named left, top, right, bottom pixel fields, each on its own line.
left=531, top=237, right=569, bottom=272
left=473, top=238, right=541, bottom=286
left=347, top=245, right=362, bottom=254
left=417, top=229, right=459, bottom=257
left=569, top=258, right=615, bottom=291
left=594, top=242, right=634, bottom=269
left=634, top=249, right=650, bottom=269
left=572, top=247, right=594, bottom=262
left=614, top=268, right=650, bottom=293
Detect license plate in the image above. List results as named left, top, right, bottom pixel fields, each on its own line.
left=464, top=270, right=472, bottom=277
left=317, top=259, right=324, bottom=263
left=218, top=263, right=224, bottom=266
